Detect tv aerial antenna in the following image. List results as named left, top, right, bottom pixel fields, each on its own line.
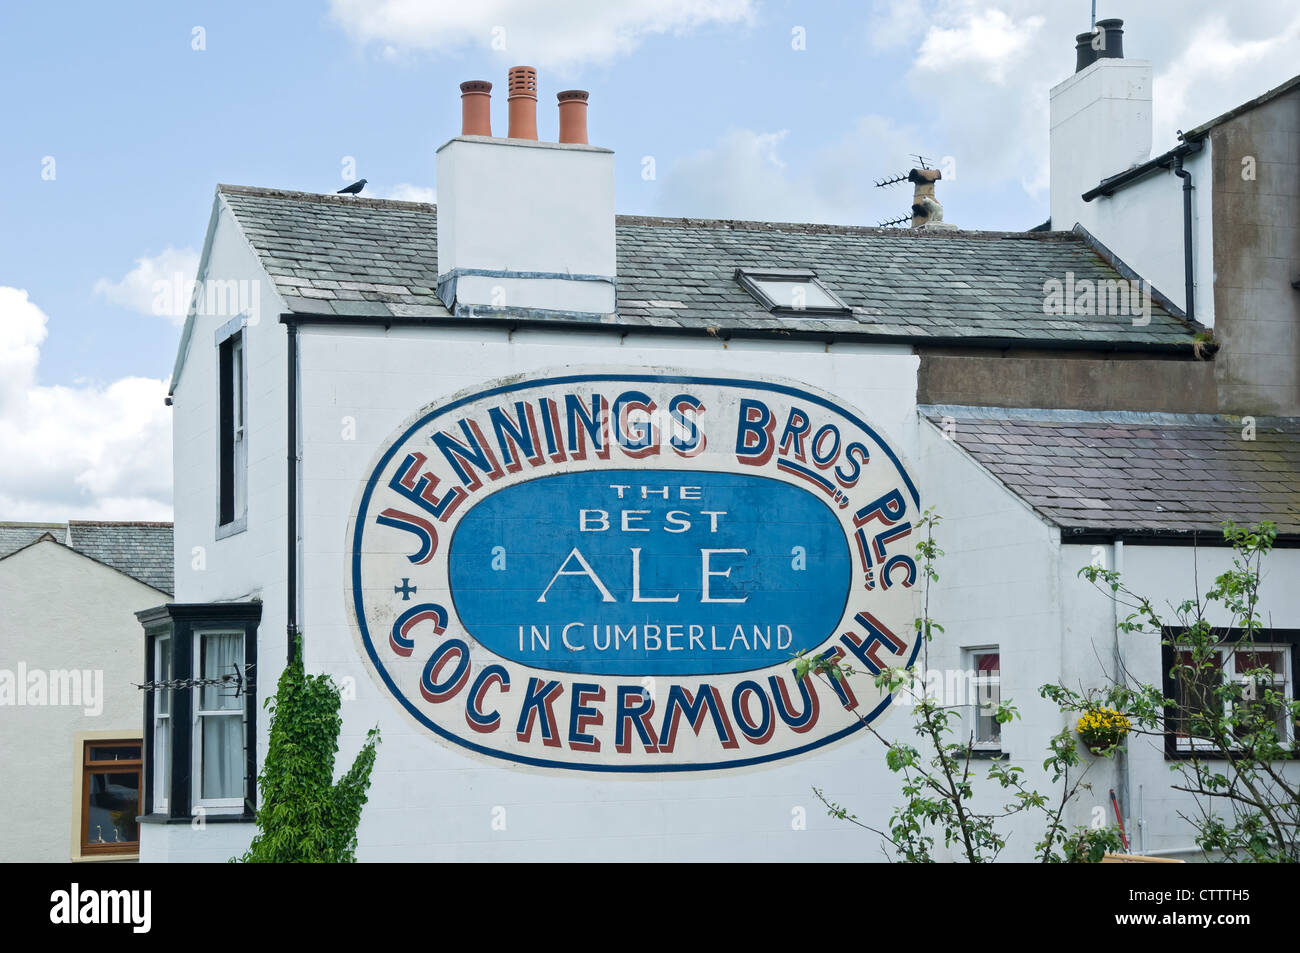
left=874, top=155, right=934, bottom=227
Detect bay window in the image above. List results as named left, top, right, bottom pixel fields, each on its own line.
left=152, top=635, right=171, bottom=812
left=137, top=602, right=261, bottom=821
left=196, top=630, right=246, bottom=808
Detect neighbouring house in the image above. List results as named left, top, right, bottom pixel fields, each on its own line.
left=141, top=19, right=1300, bottom=862
left=0, top=521, right=173, bottom=862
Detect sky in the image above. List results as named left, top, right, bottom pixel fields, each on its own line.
left=1, top=0, right=1298, bottom=520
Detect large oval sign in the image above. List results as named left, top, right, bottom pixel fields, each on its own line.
left=349, top=371, right=922, bottom=773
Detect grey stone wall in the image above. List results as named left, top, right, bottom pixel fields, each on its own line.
left=1212, top=88, right=1300, bottom=416
left=917, top=351, right=1218, bottom=412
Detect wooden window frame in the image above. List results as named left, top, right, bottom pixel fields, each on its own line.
left=80, top=740, right=143, bottom=857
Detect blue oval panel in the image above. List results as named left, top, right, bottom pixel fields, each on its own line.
left=449, top=469, right=850, bottom=675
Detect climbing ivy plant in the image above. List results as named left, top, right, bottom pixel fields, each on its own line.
left=237, top=636, right=379, bottom=863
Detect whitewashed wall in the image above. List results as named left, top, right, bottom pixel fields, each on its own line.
left=0, top=541, right=164, bottom=861
left=296, top=325, right=931, bottom=861
left=914, top=421, right=1108, bottom=858
left=144, top=199, right=290, bottom=862
left=156, top=196, right=1270, bottom=862
left=1067, top=146, right=1214, bottom=328
left=1049, top=57, right=1215, bottom=326
left=1060, top=542, right=1300, bottom=858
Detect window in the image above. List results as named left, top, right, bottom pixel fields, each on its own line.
left=1163, top=631, right=1299, bottom=757
left=152, top=635, right=171, bottom=812
left=1234, top=648, right=1291, bottom=741
left=969, top=648, right=1002, bottom=751
left=218, top=330, right=247, bottom=530
left=195, top=630, right=246, bottom=808
left=81, top=741, right=142, bottom=856
left=137, top=602, right=261, bottom=820
left=735, top=268, right=851, bottom=315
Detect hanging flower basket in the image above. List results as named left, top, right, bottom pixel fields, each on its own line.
left=1077, top=707, right=1131, bottom=753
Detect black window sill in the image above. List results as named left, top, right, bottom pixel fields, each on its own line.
left=1164, top=744, right=1300, bottom=762
left=966, top=749, right=1009, bottom=760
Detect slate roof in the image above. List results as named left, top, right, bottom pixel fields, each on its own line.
left=68, top=522, right=174, bottom=594
left=923, top=407, right=1300, bottom=538
left=0, top=523, right=65, bottom=559
left=217, top=184, right=1198, bottom=350
left=0, top=521, right=174, bottom=594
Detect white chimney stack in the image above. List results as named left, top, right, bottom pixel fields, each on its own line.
left=436, top=66, right=616, bottom=318
left=1049, top=19, right=1152, bottom=231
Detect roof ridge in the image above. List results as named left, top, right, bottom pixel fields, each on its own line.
left=614, top=214, right=1078, bottom=241
left=216, top=183, right=1075, bottom=241
left=217, top=183, right=435, bottom=211
left=67, top=520, right=175, bottom=527
left=920, top=404, right=1300, bottom=428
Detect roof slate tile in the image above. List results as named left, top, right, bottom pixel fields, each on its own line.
left=216, top=185, right=1198, bottom=350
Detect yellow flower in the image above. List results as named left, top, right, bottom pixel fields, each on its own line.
left=1077, top=707, right=1130, bottom=744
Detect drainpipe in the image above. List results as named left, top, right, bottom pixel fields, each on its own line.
left=1173, top=154, right=1195, bottom=323
left=1080, top=137, right=1202, bottom=323
left=284, top=316, right=300, bottom=663
left=1113, top=539, right=1131, bottom=846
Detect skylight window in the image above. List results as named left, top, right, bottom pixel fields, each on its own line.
left=735, top=268, right=850, bottom=315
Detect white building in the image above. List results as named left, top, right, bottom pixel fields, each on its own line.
left=0, top=521, right=173, bottom=862
left=142, top=23, right=1300, bottom=862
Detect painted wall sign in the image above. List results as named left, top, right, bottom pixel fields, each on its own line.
left=349, top=371, right=921, bottom=773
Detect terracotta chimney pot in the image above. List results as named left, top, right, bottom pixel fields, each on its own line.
left=459, top=80, right=492, bottom=136
left=507, top=66, right=539, bottom=140
left=557, top=90, right=590, bottom=144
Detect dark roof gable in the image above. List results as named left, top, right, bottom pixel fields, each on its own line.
left=926, top=407, right=1300, bottom=539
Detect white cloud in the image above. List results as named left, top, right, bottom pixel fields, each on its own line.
left=866, top=0, right=1300, bottom=205
left=1153, top=13, right=1300, bottom=148
left=653, top=117, right=925, bottom=226
left=383, top=183, right=436, bottom=204
left=0, top=287, right=172, bottom=521
left=93, top=247, right=199, bottom=326
left=328, top=0, right=755, bottom=69
left=866, top=0, right=926, bottom=51
left=655, top=3, right=1300, bottom=230
left=915, top=9, right=1043, bottom=82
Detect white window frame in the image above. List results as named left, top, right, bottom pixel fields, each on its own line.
left=966, top=646, right=1003, bottom=751
left=192, top=628, right=247, bottom=813
left=1173, top=643, right=1294, bottom=753
left=231, top=333, right=247, bottom=518
left=734, top=267, right=851, bottom=315
left=152, top=635, right=171, bottom=813
left=215, top=316, right=249, bottom=538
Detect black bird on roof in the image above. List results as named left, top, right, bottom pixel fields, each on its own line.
left=338, top=178, right=367, bottom=195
